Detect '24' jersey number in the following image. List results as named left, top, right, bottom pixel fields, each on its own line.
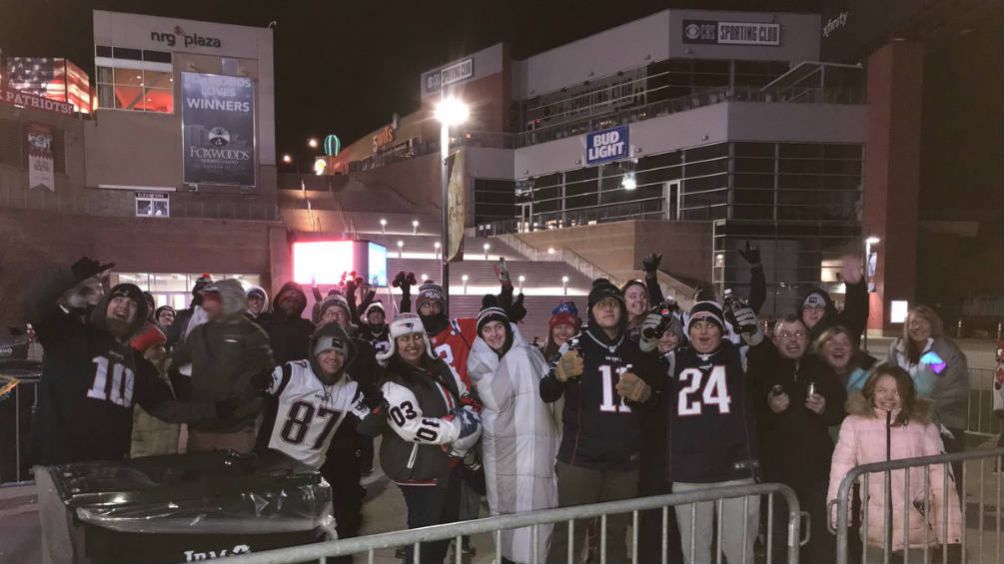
left=677, top=366, right=732, bottom=416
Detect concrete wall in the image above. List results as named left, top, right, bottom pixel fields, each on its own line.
left=514, top=219, right=713, bottom=285
left=0, top=207, right=285, bottom=328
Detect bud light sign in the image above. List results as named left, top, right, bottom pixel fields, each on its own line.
left=585, top=126, right=629, bottom=166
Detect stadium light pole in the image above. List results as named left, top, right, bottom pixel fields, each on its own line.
left=435, top=96, right=469, bottom=313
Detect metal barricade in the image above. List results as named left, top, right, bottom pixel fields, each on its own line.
left=0, top=360, right=41, bottom=486
left=831, top=448, right=1004, bottom=564
left=967, top=368, right=1002, bottom=438
left=227, top=482, right=803, bottom=564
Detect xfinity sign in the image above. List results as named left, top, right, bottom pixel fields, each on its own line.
left=586, top=126, right=629, bottom=166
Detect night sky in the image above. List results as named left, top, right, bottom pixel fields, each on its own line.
left=0, top=0, right=999, bottom=215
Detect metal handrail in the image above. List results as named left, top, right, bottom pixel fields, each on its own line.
left=228, top=482, right=803, bottom=564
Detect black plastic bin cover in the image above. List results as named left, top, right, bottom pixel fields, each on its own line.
left=50, top=450, right=335, bottom=536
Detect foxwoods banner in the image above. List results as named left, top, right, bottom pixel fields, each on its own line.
left=181, top=72, right=256, bottom=187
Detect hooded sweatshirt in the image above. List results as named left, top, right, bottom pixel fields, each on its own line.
left=171, top=279, right=274, bottom=433
left=244, top=284, right=273, bottom=326
left=827, top=393, right=962, bottom=551
left=263, top=282, right=316, bottom=365
left=25, top=269, right=215, bottom=465
left=798, top=280, right=868, bottom=344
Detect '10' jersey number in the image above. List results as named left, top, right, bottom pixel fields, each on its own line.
left=677, top=366, right=732, bottom=416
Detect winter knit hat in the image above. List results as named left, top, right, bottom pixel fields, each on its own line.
left=318, top=293, right=352, bottom=321
left=588, top=278, right=625, bottom=309
left=309, top=323, right=357, bottom=384
left=191, top=273, right=213, bottom=297
left=415, top=281, right=446, bottom=311
left=801, top=291, right=828, bottom=309
left=549, top=301, right=581, bottom=333
left=377, top=313, right=435, bottom=364
left=687, top=301, right=725, bottom=334
left=476, top=295, right=510, bottom=335
left=91, top=283, right=148, bottom=337
left=130, top=323, right=166, bottom=353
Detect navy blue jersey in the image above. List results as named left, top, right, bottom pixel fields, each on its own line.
left=666, top=341, right=759, bottom=483
left=540, top=326, right=661, bottom=471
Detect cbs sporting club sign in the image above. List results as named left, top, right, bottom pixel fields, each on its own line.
left=181, top=72, right=256, bottom=187
left=682, top=20, right=781, bottom=46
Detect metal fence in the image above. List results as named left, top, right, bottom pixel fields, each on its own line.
left=227, top=482, right=803, bottom=564
left=831, top=448, right=1004, bottom=564
left=0, top=360, right=41, bottom=486
left=967, top=368, right=1002, bottom=437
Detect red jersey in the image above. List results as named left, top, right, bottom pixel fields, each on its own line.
left=429, top=318, right=477, bottom=389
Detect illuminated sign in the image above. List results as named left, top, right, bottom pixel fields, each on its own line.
left=682, top=20, right=781, bottom=46
left=423, top=57, right=475, bottom=93
left=292, top=240, right=388, bottom=286
left=586, top=125, right=629, bottom=165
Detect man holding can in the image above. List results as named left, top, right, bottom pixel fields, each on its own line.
left=748, top=314, right=846, bottom=563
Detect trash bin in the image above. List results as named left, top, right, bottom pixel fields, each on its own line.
left=49, top=450, right=335, bottom=563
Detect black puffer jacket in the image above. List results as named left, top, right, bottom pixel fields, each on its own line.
left=263, top=282, right=316, bottom=365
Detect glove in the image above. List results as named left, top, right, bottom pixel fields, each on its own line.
left=508, top=293, right=527, bottom=323
left=392, top=271, right=407, bottom=288
left=345, top=276, right=357, bottom=297
left=615, top=372, right=651, bottom=403
left=642, top=253, right=662, bottom=275
left=406, top=272, right=417, bottom=286
left=737, top=242, right=761, bottom=267
left=555, top=349, right=584, bottom=382
left=215, top=397, right=240, bottom=419
left=733, top=304, right=764, bottom=346
left=71, top=257, right=114, bottom=281
left=639, top=312, right=664, bottom=353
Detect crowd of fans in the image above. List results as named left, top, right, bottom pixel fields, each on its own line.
left=21, top=247, right=989, bottom=564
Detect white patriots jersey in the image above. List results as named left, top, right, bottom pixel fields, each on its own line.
left=265, top=360, right=370, bottom=469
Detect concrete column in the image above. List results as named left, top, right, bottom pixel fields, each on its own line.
left=863, top=41, right=925, bottom=333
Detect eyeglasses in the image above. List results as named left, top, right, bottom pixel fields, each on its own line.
left=777, top=331, right=807, bottom=340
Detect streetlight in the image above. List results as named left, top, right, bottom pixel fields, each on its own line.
left=396, top=240, right=404, bottom=258
left=621, top=173, right=637, bottom=191
left=434, top=241, right=441, bottom=260
left=421, top=273, right=429, bottom=282
left=412, top=219, right=420, bottom=235
left=461, top=274, right=469, bottom=294
left=483, top=242, right=491, bottom=260
left=548, top=247, right=556, bottom=255
left=562, top=275, right=569, bottom=296
left=435, top=95, right=469, bottom=315
left=282, top=154, right=292, bottom=164
left=307, top=138, right=319, bottom=149
left=380, top=218, right=387, bottom=234
left=518, top=274, right=525, bottom=293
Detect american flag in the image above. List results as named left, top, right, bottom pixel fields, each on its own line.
left=5, top=57, right=91, bottom=113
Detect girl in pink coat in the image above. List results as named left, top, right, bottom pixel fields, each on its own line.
left=828, top=365, right=962, bottom=560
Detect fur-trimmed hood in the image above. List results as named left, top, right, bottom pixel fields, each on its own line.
left=845, top=391, right=934, bottom=424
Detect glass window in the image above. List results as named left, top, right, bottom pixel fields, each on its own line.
left=95, top=66, right=174, bottom=113
left=135, top=193, right=170, bottom=217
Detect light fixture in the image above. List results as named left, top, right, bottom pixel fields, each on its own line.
left=282, top=154, right=292, bottom=164
left=866, top=236, right=881, bottom=245
left=307, top=138, right=319, bottom=149
left=379, top=218, right=387, bottom=233
left=621, top=173, right=637, bottom=191
left=421, top=273, right=429, bottom=282
left=412, top=219, right=420, bottom=234
left=518, top=275, right=526, bottom=293
left=396, top=240, right=404, bottom=258
left=562, top=276, right=569, bottom=296
left=483, top=242, right=491, bottom=260
left=434, top=241, right=442, bottom=259
left=461, top=274, right=469, bottom=294
left=434, top=97, right=470, bottom=127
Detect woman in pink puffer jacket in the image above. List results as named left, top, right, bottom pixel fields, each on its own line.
left=827, top=365, right=962, bottom=559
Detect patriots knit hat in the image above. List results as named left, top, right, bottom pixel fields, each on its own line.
left=549, top=301, right=581, bottom=332
left=476, top=295, right=510, bottom=335
left=801, top=291, right=828, bottom=309
left=687, top=301, right=725, bottom=334
left=130, top=323, right=166, bottom=353
left=587, top=278, right=624, bottom=309
left=415, top=281, right=446, bottom=311
left=313, top=331, right=353, bottom=358
left=377, top=313, right=435, bottom=363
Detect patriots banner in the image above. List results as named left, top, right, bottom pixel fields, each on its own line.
left=181, top=72, right=256, bottom=187
left=6, top=57, right=90, bottom=113
left=27, top=123, right=54, bottom=191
